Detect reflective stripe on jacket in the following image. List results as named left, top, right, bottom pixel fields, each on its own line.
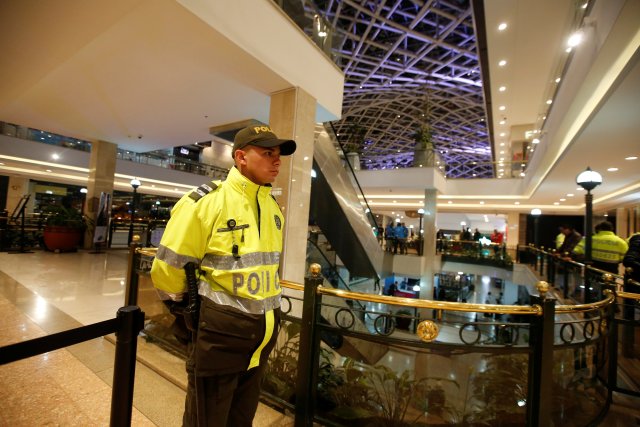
left=573, top=231, right=629, bottom=264
left=150, top=166, right=284, bottom=371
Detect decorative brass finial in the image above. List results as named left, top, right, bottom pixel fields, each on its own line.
left=602, top=273, right=614, bottom=284
left=536, top=281, right=549, bottom=297
left=132, top=234, right=141, bottom=243
left=309, top=263, right=321, bottom=277
left=416, top=320, right=439, bottom=342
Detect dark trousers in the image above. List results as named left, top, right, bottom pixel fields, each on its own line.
left=183, top=364, right=266, bottom=427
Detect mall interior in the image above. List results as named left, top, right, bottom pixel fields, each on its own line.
left=1, top=0, right=639, bottom=426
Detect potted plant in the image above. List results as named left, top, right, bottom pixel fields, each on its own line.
left=41, top=205, right=91, bottom=252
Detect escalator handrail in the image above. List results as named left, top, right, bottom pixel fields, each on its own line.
left=327, top=122, right=379, bottom=231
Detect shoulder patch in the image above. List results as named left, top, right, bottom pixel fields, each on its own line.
left=188, top=181, right=219, bottom=202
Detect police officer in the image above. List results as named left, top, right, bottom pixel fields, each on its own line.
left=151, top=125, right=296, bottom=426
left=573, top=221, right=628, bottom=273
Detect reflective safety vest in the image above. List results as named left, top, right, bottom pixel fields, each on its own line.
left=574, top=231, right=629, bottom=265
left=151, top=166, right=284, bottom=371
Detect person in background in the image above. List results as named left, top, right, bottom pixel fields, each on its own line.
left=384, top=222, right=395, bottom=253
left=557, top=224, right=582, bottom=258
left=573, top=221, right=628, bottom=274
left=623, top=232, right=640, bottom=284
left=151, top=126, right=296, bottom=427
left=473, top=228, right=482, bottom=241
left=398, top=222, right=409, bottom=254
left=555, top=229, right=565, bottom=251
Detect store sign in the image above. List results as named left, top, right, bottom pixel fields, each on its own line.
left=34, top=184, right=67, bottom=196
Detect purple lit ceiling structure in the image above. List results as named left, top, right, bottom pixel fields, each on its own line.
left=307, top=0, right=494, bottom=178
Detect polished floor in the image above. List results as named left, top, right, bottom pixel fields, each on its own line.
left=0, top=249, right=291, bottom=426
left=0, top=249, right=637, bottom=426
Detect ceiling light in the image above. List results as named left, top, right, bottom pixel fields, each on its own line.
left=566, top=47, right=572, bottom=53
left=577, top=187, right=584, bottom=191
left=498, top=60, right=507, bottom=67
left=546, top=99, right=553, bottom=105
left=567, top=31, right=583, bottom=47
left=499, top=157, right=504, bottom=161
left=567, top=193, right=574, bottom=197
left=581, top=2, right=588, bottom=9
left=480, top=201, right=485, bottom=205
left=555, top=77, right=561, bottom=83
left=532, top=138, right=540, bottom=144
left=51, top=154, right=60, bottom=160
left=472, top=173, right=477, bottom=177
left=515, top=202, right=520, bottom=205
left=499, top=132, right=505, bottom=137
left=499, top=106, right=506, bottom=111
left=607, top=167, right=618, bottom=172
left=499, top=120, right=506, bottom=125
left=499, top=169, right=504, bottom=172
left=625, top=156, right=637, bottom=160
left=560, top=198, right=566, bottom=201
left=499, top=86, right=506, bottom=92
left=519, top=172, right=525, bottom=177
left=448, top=201, right=452, bottom=204
left=500, top=143, right=505, bottom=147
left=500, top=151, right=504, bottom=154
left=45, top=169, right=52, bottom=173
left=498, top=23, right=507, bottom=31
left=554, top=202, right=559, bottom=205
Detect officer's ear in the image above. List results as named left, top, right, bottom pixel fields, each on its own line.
left=234, top=148, right=248, bottom=166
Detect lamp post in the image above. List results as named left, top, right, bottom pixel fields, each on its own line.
left=576, top=167, right=602, bottom=264
left=530, top=208, right=542, bottom=247
left=417, top=208, right=425, bottom=256
left=127, top=178, right=141, bottom=246
left=80, top=188, right=88, bottom=216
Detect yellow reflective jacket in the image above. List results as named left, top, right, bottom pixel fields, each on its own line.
left=150, top=166, right=284, bottom=372
left=573, top=231, right=629, bottom=264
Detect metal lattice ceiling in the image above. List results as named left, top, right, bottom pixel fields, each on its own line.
left=306, top=0, right=493, bottom=178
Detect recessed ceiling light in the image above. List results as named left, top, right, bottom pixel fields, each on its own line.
left=560, top=198, right=566, bottom=202
left=499, top=157, right=504, bottom=161
left=520, top=172, right=525, bottom=177
left=515, top=202, right=520, bottom=205
left=566, top=47, right=572, bottom=53
left=498, top=60, right=507, bottom=67
left=499, top=86, right=506, bottom=92
left=499, top=106, right=506, bottom=111
left=51, top=154, right=60, bottom=160
left=45, top=169, right=52, bottom=173
left=577, top=187, right=584, bottom=191
left=567, top=193, right=574, bottom=197
left=499, top=132, right=505, bottom=137
left=448, top=201, right=452, bottom=204
left=554, top=202, right=560, bottom=205
left=500, top=151, right=504, bottom=154
left=532, top=138, right=540, bottom=144
left=567, top=31, right=583, bottom=47
left=500, top=143, right=505, bottom=146
left=546, top=99, right=553, bottom=105
left=480, top=201, right=485, bottom=204
left=607, top=167, right=618, bottom=172
left=499, top=120, right=506, bottom=125
left=498, top=23, right=507, bottom=31
left=555, top=77, right=561, bottom=83
left=499, top=169, right=504, bottom=172
left=625, top=156, right=637, bottom=160
left=473, top=173, right=477, bottom=177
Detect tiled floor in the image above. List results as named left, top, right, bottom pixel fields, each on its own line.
left=0, top=250, right=291, bottom=426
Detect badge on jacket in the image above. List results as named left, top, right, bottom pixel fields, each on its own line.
left=274, top=215, right=282, bottom=230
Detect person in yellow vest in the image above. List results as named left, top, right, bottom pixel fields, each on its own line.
left=151, top=126, right=296, bottom=427
left=573, top=221, right=628, bottom=273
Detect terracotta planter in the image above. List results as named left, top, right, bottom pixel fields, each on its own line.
left=43, top=226, right=83, bottom=252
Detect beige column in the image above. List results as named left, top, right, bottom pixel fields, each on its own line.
left=506, top=212, right=520, bottom=250
left=269, top=87, right=316, bottom=284
left=419, top=189, right=438, bottom=305
left=616, top=207, right=629, bottom=239
left=85, top=140, right=117, bottom=247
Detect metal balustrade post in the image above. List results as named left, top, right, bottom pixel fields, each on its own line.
left=527, top=282, right=555, bottom=427
left=295, top=266, right=324, bottom=427
left=563, top=260, right=570, bottom=299
left=110, top=306, right=145, bottom=427
left=622, top=268, right=635, bottom=358
left=539, top=250, right=545, bottom=275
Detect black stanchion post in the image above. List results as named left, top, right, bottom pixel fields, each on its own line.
left=110, top=306, right=144, bottom=427
left=124, top=243, right=140, bottom=306
left=539, top=249, right=545, bottom=276
left=526, top=282, right=555, bottom=427
left=563, top=260, right=570, bottom=299
left=601, top=279, right=617, bottom=401
left=295, top=265, right=324, bottom=427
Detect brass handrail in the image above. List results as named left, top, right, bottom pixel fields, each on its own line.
left=137, top=247, right=158, bottom=256
left=280, top=280, right=304, bottom=292
left=555, top=290, right=615, bottom=313
left=617, top=291, right=640, bottom=300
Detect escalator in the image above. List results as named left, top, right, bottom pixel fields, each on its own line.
left=310, top=126, right=392, bottom=281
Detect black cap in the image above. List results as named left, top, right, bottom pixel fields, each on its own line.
left=232, top=126, right=296, bottom=157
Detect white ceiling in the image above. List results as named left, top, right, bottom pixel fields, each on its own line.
left=0, top=0, right=638, bottom=221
